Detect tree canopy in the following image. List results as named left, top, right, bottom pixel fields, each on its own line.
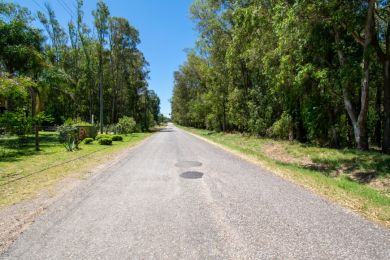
left=171, top=0, right=390, bottom=153
left=0, top=0, right=161, bottom=134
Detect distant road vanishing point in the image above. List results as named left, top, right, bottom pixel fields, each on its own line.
left=2, top=124, right=390, bottom=259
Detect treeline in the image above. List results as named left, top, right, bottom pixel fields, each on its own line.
left=0, top=0, right=160, bottom=133
left=171, top=0, right=390, bottom=153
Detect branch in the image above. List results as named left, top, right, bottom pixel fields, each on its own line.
left=351, top=31, right=365, bottom=46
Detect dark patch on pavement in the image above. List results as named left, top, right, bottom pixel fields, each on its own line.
left=175, top=161, right=202, bottom=168
left=180, top=171, right=204, bottom=179
left=160, top=128, right=174, bottom=133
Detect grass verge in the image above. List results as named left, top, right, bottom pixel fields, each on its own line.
left=180, top=126, right=390, bottom=228
left=0, top=132, right=153, bottom=207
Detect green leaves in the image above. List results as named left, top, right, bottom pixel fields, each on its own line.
left=0, top=75, right=31, bottom=99
left=57, top=124, right=79, bottom=152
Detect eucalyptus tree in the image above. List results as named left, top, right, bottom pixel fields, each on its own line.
left=92, top=0, right=110, bottom=133
left=37, top=3, right=67, bottom=66
left=108, top=16, right=140, bottom=123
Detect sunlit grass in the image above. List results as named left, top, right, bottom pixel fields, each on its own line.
left=0, top=132, right=152, bottom=207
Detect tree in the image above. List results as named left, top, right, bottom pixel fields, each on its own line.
left=1, top=0, right=161, bottom=146
left=93, top=0, right=109, bottom=134
left=369, top=0, right=390, bottom=153
left=172, top=0, right=387, bottom=152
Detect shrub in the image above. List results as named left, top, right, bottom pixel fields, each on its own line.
left=64, top=118, right=92, bottom=126
left=84, top=138, right=94, bottom=144
left=58, top=124, right=79, bottom=151
left=116, top=116, right=136, bottom=134
left=267, top=112, right=293, bottom=140
left=99, top=138, right=112, bottom=145
left=0, top=110, right=32, bottom=145
left=104, top=124, right=117, bottom=134
left=111, top=135, right=123, bottom=141
left=96, top=134, right=112, bottom=140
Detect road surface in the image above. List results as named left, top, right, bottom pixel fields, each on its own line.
left=2, top=124, right=390, bottom=259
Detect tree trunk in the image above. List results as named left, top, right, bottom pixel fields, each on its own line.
left=375, top=75, right=382, bottom=146
left=356, top=45, right=370, bottom=150
left=383, top=60, right=390, bottom=153
left=222, top=99, right=226, bottom=132
left=334, top=0, right=375, bottom=150
left=99, top=55, right=104, bottom=134
left=29, top=87, right=39, bottom=151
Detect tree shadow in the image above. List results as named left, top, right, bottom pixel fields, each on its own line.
left=0, top=133, right=60, bottom=162
left=304, top=153, right=390, bottom=184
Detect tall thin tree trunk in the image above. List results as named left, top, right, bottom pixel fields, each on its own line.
left=375, top=78, right=382, bottom=146
left=356, top=45, right=370, bottom=150
left=222, top=97, right=226, bottom=132
left=99, top=55, right=104, bottom=134
left=383, top=60, right=390, bottom=153
left=30, top=87, right=39, bottom=151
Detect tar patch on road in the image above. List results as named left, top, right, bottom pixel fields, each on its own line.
left=175, top=161, right=202, bottom=168
left=180, top=171, right=204, bottom=179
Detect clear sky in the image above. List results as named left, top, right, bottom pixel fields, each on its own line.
left=11, top=0, right=198, bottom=117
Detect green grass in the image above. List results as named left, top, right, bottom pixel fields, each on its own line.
left=0, top=131, right=153, bottom=207
left=180, top=126, right=390, bottom=228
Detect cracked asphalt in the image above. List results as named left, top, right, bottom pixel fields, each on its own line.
left=2, top=124, right=390, bottom=259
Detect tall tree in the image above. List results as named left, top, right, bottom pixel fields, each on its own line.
left=92, top=0, right=109, bottom=133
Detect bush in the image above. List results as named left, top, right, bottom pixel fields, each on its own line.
left=99, top=138, right=112, bottom=145
left=267, top=112, right=293, bottom=140
left=111, top=135, right=123, bottom=141
left=58, top=124, right=79, bottom=151
left=116, top=116, right=136, bottom=134
left=104, top=124, right=117, bottom=134
left=64, top=118, right=92, bottom=126
left=84, top=138, right=94, bottom=144
left=96, top=134, right=112, bottom=140
left=0, top=110, right=32, bottom=138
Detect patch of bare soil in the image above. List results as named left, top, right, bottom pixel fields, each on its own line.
left=369, top=178, right=390, bottom=195
left=261, top=143, right=312, bottom=166
left=0, top=143, right=141, bottom=254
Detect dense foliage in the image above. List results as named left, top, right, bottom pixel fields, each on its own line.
left=116, top=116, right=137, bottom=134
left=57, top=124, right=79, bottom=151
left=0, top=0, right=161, bottom=148
left=98, top=138, right=112, bottom=145
left=171, top=0, right=390, bottom=153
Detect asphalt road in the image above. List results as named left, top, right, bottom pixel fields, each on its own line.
left=2, top=124, right=390, bottom=259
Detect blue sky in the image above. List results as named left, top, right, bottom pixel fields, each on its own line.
left=11, top=0, right=198, bottom=117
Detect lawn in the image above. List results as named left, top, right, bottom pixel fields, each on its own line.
left=181, top=126, right=390, bottom=228
left=0, top=131, right=153, bottom=207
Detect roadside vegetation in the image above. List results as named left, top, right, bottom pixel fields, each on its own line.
left=172, top=0, right=390, bottom=154
left=172, top=0, right=390, bottom=227
left=0, top=0, right=163, bottom=151
left=0, top=1, right=167, bottom=207
left=182, top=126, right=390, bottom=228
left=0, top=131, right=152, bottom=207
